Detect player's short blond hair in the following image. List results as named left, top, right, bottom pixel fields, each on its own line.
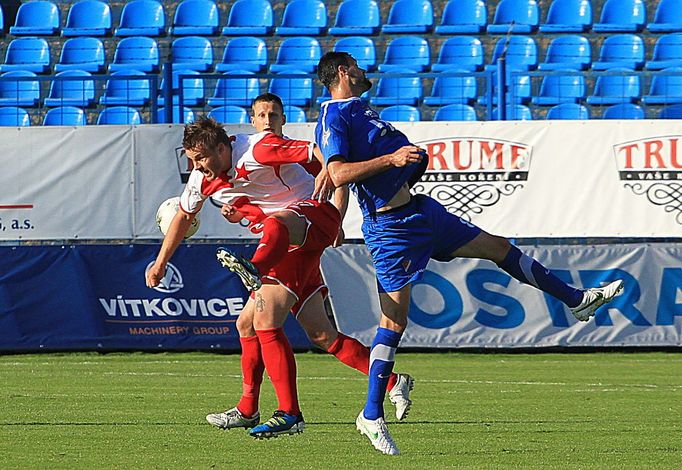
left=183, top=116, right=230, bottom=152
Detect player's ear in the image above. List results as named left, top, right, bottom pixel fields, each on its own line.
left=281, top=112, right=286, bottom=127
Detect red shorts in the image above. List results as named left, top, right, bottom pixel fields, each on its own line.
left=259, top=199, right=341, bottom=315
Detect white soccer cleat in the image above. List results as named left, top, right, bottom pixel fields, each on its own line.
left=571, top=280, right=624, bottom=322
left=216, top=247, right=262, bottom=291
left=388, top=373, right=414, bottom=421
left=206, top=407, right=260, bottom=430
left=356, top=411, right=400, bottom=456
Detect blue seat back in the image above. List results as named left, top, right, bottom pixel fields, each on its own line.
left=97, top=106, right=142, bottom=125
left=380, top=36, right=430, bottom=71
left=647, top=67, right=682, bottom=97
left=118, top=0, right=165, bottom=30
left=491, top=0, right=539, bottom=30
left=540, top=35, right=591, bottom=70
left=284, top=105, right=307, bottom=123
left=43, top=106, right=87, bottom=126
left=379, top=105, right=420, bottom=122
left=594, top=34, right=645, bottom=69
left=211, top=71, right=260, bottom=106
left=428, top=73, right=477, bottom=103
left=280, top=0, right=326, bottom=29
left=12, top=1, right=59, bottom=34
left=332, top=0, right=380, bottom=32
left=64, top=1, right=112, bottom=33
left=651, top=33, right=682, bottom=62
left=434, top=104, right=477, bottom=121
left=597, top=0, right=646, bottom=29
left=59, top=38, right=105, bottom=70
left=225, top=0, right=273, bottom=31
left=492, top=104, right=533, bottom=120
left=372, top=75, right=423, bottom=105
left=384, top=0, right=433, bottom=31
left=651, top=0, right=682, bottom=25
left=173, top=0, right=219, bottom=33
left=543, top=0, right=592, bottom=29
left=171, top=36, right=213, bottom=70
left=271, top=37, right=322, bottom=72
left=103, top=70, right=151, bottom=100
left=4, top=38, right=50, bottom=68
left=546, top=103, right=590, bottom=119
left=659, top=103, right=682, bottom=118
left=268, top=71, right=313, bottom=107
left=491, top=36, right=538, bottom=70
left=0, top=71, right=39, bottom=102
left=434, top=36, right=483, bottom=71
left=157, top=106, right=194, bottom=123
left=602, top=103, right=644, bottom=119
left=438, top=0, right=487, bottom=32
left=592, top=68, right=640, bottom=100
left=218, top=37, right=268, bottom=72
left=47, top=70, right=95, bottom=101
left=0, top=107, right=31, bottom=126
left=208, top=105, right=250, bottom=124
left=112, top=36, right=159, bottom=67
left=334, top=37, right=377, bottom=71
left=537, top=73, right=586, bottom=101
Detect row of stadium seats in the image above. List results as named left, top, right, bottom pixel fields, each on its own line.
left=2, top=0, right=682, bottom=39
left=4, top=33, right=682, bottom=77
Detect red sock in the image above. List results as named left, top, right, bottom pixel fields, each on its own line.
left=327, top=333, right=398, bottom=391
left=251, top=217, right=290, bottom=275
left=236, top=335, right=264, bottom=418
left=255, top=327, right=300, bottom=416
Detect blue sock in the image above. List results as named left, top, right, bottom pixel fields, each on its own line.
left=497, top=245, right=584, bottom=308
left=363, top=327, right=402, bottom=420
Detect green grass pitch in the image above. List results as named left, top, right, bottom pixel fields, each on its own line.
left=1, top=351, right=681, bottom=469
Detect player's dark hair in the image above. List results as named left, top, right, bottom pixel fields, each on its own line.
left=183, top=116, right=230, bottom=152
left=251, top=93, right=284, bottom=115
left=317, top=51, right=352, bottom=90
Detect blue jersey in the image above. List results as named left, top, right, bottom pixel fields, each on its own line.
left=315, top=97, right=426, bottom=216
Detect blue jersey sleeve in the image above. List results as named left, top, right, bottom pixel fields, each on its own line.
left=316, top=103, right=350, bottom=164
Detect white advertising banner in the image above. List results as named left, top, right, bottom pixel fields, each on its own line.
left=321, top=243, right=682, bottom=348
left=1, top=121, right=681, bottom=240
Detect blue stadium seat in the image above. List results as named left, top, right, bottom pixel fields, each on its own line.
left=593, top=0, right=646, bottom=33
left=646, top=34, right=682, bottom=70
left=284, top=105, right=307, bottom=123
left=171, top=0, right=219, bottom=36
left=0, top=6, right=4, bottom=36
left=592, top=34, right=645, bottom=70
left=108, top=37, right=159, bottom=73
left=488, top=36, right=538, bottom=71
left=222, top=0, right=273, bottom=36
left=97, top=106, right=142, bottom=125
left=602, top=103, right=645, bottom=119
left=540, top=0, right=593, bottom=33
left=546, top=103, right=591, bottom=119
left=0, top=71, right=40, bottom=107
left=382, top=0, right=434, bottom=34
left=479, top=75, right=532, bottom=105
left=538, top=35, right=591, bottom=71
left=432, top=36, right=483, bottom=72
left=329, top=0, right=380, bottom=36
left=488, top=0, right=539, bottom=34
left=216, top=37, right=267, bottom=73
left=0, top=107, right=30, bottom=126
left=62, top=1, right=112, bottom=37
left=334, top=37, right=377, bottom=72
left=370, top=75, right=423, bottom=106
left=379, top=105, right=420, bottom=122
left=531, top=72, right=586, bottom=106
left=0, top=38, right=50, bottom=74
left=269, top=37, right=322, bottom=73
left=378, top=36, right=430, bottom=73
left=208, top=105, right=250, bottom=124
left=435, top=0, right=487, bottom=34
left=115, top=0, right=165, bottom=37
left=276, top=0, right=327, bottom=36
left=158, top=70, right=204, bottom=107
left=10, top=1, right=59, bottom=36
left=99, top=70, right=152, bottom=106
left=157, top=106, right=195, bottom=124
left=423, top=69, right=477, bottom=105
left=43, top=106, right=87, bottom=126
left=658, top=103, right=682, bottom=118
left=433, top=103, right=477, bottom=121
left=642, top=67, right=682, bottom=105
left=586, top=68, right=641, bottom=105
left=55, top=37, right=105, bottom=73
left=171, top=36, right=213, bottom=72
left=44, top=70, right=95, bottom=107
left=647, top=0, right=682, bottom=33
left=268, top=71, right=314, bottom=107
left=208, top=71, right=260, bottom=107
left=492, top=104, right=533, bottom=120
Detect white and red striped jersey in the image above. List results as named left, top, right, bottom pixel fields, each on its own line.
left=179, top=131, right=317, bottom=230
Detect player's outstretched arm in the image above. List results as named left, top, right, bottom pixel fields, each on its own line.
left=327, top=145, right=424, bottom=187
left=146, top=210, right=196, bottom=288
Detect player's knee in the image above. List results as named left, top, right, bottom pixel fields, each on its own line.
left=485, top=234, right=513, bottom=264
left=308, top=329, right=336, bottom=350
left=236, top=315, right=255, bottom=336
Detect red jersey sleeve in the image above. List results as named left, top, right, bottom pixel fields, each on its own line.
left=252, top=132, right=313, bottom=166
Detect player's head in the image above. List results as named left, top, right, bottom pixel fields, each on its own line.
left=183, top=116, right=233, bottom=181
left=251, top=93, right=286, bottom=136
left=317, top=52, right=372, bottom=96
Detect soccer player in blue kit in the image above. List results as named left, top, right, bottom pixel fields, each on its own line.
left=315, top=52, right=624, bottom=456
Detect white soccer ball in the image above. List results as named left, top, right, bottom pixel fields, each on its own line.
left=156, top=196, right=200, bottom=239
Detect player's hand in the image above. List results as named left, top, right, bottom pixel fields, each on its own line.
left=145, top=262, right=166, bottom=288
left=333, top=227, right=345, bottom=248
left=221, top=204, right=244, bottom=223
left=313, top=167, right=335, bottom=202
left=388, top=145, right=425, bottom=167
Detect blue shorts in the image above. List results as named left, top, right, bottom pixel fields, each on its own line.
left=362, top=194, right=481, bottom=293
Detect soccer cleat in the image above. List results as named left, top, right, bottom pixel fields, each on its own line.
left=388, top=373, right=414, bottom=421
left=571, top=279, right=624, bottom=322
left=249, top=410, right=305, bottom=439
left=206, top=407, right=260, bottom=430
left=216, top=247, right=262, bottom=291
left=356, top=411, right=400, bottom=456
